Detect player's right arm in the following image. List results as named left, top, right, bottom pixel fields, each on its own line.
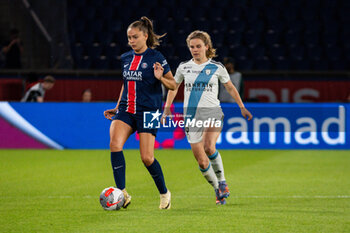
left=164, top=83, right=181, bottom=108
left=161, top=83, right=181, bottom=124
left=161, top=65, right=184, bottom=123
left=104, top=85, right=124, bottom=120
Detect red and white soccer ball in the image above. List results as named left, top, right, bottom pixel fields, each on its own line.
left=99, top=187, right=125, bottom=210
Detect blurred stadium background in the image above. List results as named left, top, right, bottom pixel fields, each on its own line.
left=0, top=0, right=349, bottom=150
left=0, top=0, right=349, bottom=102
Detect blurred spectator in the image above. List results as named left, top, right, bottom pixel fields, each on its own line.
left=21, top=75, right=55, bottom=102
left=82, top=89, right=92, bottom=102
left=25, top=72, right=39, bottom=89
left=2, top=28, right=23, bottom=69
left=219, top=57, right=244, bottom=103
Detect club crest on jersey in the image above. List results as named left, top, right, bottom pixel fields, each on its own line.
left=141, top=62, right=148, bottom=69
left=205, top=69, right=211, bottom=75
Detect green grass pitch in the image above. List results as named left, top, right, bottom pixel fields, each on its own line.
left=0, top=149, right=349, bottom=233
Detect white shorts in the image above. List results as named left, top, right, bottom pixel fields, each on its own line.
left=184, top=107, right=224, bottom=144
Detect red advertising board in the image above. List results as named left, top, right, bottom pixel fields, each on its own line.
left=1, top=73, right=349, bottom=103
left=245, top=80, right=349, bottom=103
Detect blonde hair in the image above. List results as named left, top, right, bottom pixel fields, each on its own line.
left=186, top=30, right=216, bottom=58
left=128, top=16, right=165, bottom=49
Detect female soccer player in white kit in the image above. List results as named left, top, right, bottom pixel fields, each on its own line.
left=162, top=30, right=252, bottom=204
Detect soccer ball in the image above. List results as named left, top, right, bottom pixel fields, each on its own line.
left=99, top=187, right=125, bottom=210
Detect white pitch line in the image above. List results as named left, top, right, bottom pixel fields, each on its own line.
left=0, top=195, right=347, bottom=199
left=231, top=195, right=350, bottom=199
left=42, top=195, right=350, bottom=199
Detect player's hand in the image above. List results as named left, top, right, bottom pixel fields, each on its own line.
left=241, top=107, right=253, bottom=120
left=104, top=108, right=118, bottom=120
left=153, top=62, right=164, bottom=80
left=161, top=107, right=172, bottom=125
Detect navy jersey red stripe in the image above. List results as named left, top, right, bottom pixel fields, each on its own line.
left=129, top=55, right=143, bottom=70
left=126, top=55, right=143, bottom=114
left=119, top=48, right=171, bottom=113
left=126, top=80, right=136, bottom=114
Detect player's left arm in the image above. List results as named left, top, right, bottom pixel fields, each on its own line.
left=154, top=62, right=176, bottom=90
left=223, top=80, right=252, bottom=120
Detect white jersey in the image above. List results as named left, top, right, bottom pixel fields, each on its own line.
left=174, top=59, right=230, bottom=109
left=21, top=83, right=45, bottom=102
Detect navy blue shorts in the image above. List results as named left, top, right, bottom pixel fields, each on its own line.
left=112, top=110, right=158, bottom=137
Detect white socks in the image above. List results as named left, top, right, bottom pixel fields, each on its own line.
left=208, top=151, right=225, bottom=182
left=199, top=162, right=219, bottom=190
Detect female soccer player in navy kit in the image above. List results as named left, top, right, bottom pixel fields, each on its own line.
left=162, top=31, right=252, bottom=205
left=104, top=17, right=176, bottom=209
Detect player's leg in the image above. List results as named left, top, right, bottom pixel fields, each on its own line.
left=139, top=132, right=171, bottom=209
left=190, top=142, right=225, bottom=205
left=203, top=127, right=230, bottom=198
left=203, top=127, right=225, bottom=181
left=110, top=119, right=133, bottom=207
left=190, top=142, right=218, bottom=188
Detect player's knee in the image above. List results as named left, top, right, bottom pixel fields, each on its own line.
left=110, top=140, right=123, bottom=152
left=204, top=143, right=215, bottom=156
left=197, top=158, right=209, bottom=170
left=141, top=153, right=154, bottom=166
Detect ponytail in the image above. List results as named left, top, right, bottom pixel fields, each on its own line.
left=128, top=16, right=165, bottom=49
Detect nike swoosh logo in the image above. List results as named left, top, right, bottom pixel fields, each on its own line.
left=114, top=165, right=124, bottom=170
left=124, top=64, right=129, bottom=68
left=106, top=200, right=122, bottom=207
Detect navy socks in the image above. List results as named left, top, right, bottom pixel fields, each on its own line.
left=146, top=159, right=168, bottom=194
left=111, top=151, right=167, bottom=194
left=111, top=151, right=126, bottom=190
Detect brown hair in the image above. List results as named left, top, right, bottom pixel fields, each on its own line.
left=186, top=30, right=217, bottom=58
left=128, top=16, right=165, bottom=49
left=43, top=75, right=55, bottom=83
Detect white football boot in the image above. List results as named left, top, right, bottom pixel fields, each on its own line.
left=122, top=189, right=131, bottom=208
left=159, top=190, right=171, bottom=209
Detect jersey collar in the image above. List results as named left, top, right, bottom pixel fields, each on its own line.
left=133, top=47, right=150, bottom=56
left=191, top=58, right=211, bottom=66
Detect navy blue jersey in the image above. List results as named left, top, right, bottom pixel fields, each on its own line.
left=119, top=48, right=170, bottom=113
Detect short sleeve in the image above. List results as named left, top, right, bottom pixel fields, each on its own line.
left=174, top=65, right=184, bottom=84
left=217, top=65, right=230, bottom=84
left=157, top=51, right=171, bottom=75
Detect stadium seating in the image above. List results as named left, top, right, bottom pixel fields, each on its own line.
left=76, top=56, right=91, bottom=69
left=66, top=0, right=349, bottom=70
left=254, top=56, right=271, bottom=70
left=92, top=56, right=109, bottom=70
